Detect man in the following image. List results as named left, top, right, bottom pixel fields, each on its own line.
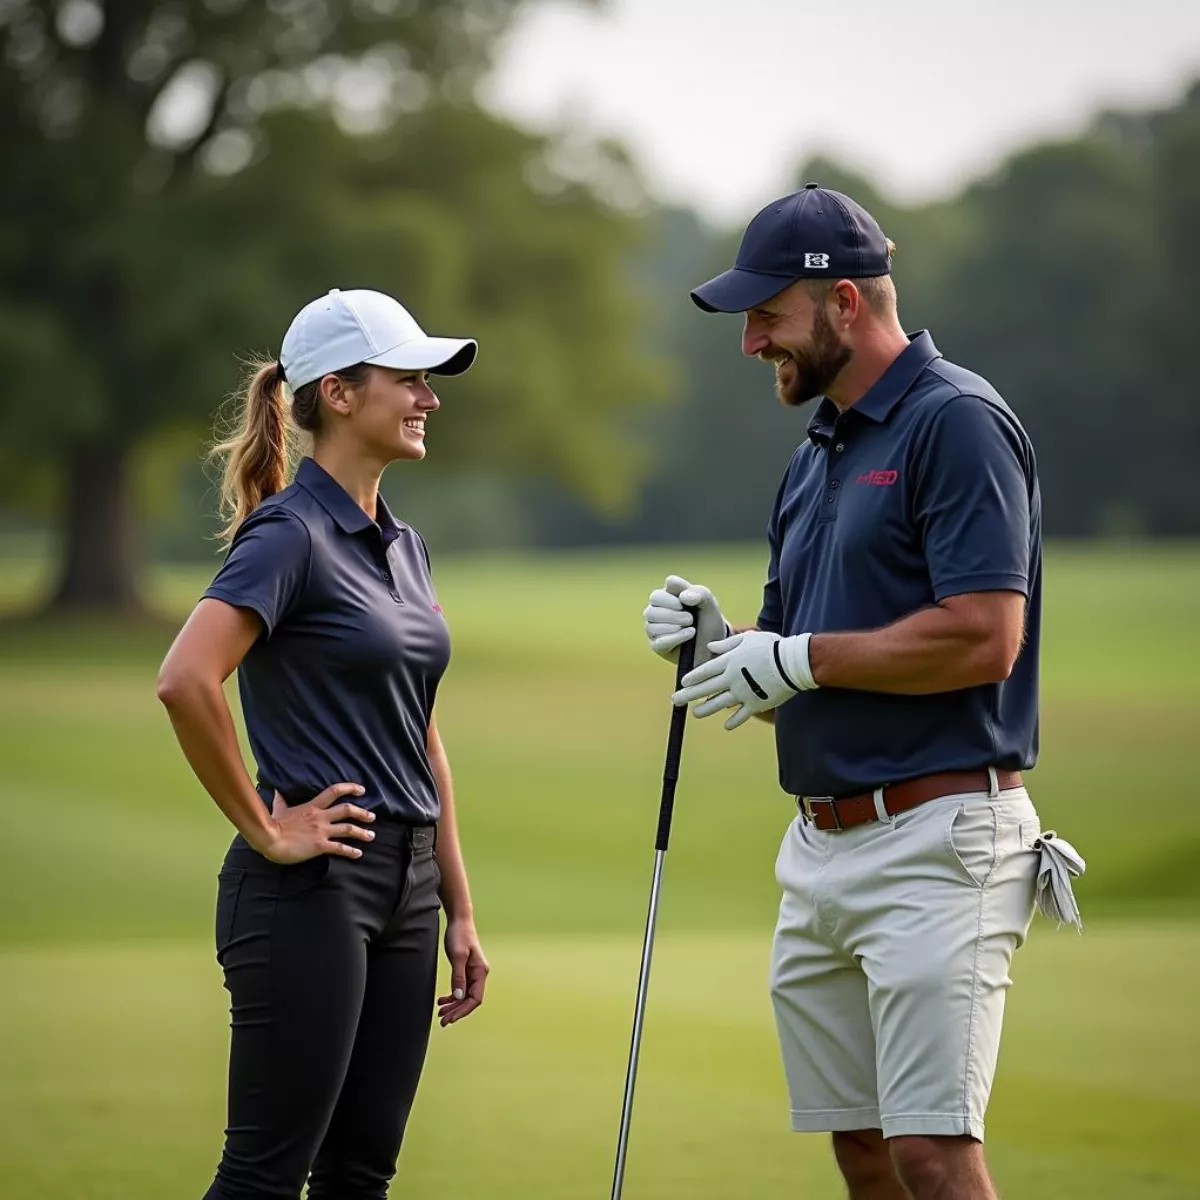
left=643, top=184, right=1079, bottom=1200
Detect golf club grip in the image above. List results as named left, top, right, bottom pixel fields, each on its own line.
left=656, top=604, right=699, bottom=852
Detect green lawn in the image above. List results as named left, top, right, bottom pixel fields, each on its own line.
left=0, top=543, right=1197, bottom=1197
left=3, top=925, right=1198, bottom=1199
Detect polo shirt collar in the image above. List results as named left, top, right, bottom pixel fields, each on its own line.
left=807, top=330, right=942, bottom=444
left=295, top=457, right=406, bottom=536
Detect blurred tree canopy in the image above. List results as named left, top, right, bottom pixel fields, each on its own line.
left=2, top=4, right=1198, bottom=612
left=620, top=81, right=1200, bottom=547
left=0, top=0, right=666, bottom=612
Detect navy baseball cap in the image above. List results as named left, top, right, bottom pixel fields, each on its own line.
left=691, top=183, right=892, bottom=313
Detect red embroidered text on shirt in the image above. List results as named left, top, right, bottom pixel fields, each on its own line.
left=856, top=469, right=899, bottom=486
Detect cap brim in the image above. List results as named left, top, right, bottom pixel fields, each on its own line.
left=367, top=336, right=478, bottom=377
left=690, top=267, right=795, bottom=313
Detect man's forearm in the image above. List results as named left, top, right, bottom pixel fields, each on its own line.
left=807, top=601, right=1013, bottom=695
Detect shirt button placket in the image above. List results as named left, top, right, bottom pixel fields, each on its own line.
left=823, top=479, right=841, bottom=519
left=823, top=438, right=843, bottom=520
left=381, top=563, right=402, bottom=603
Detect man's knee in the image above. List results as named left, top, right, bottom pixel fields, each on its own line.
left=890, top=1134, right=983, bottom=1195
left=832, top=1129, right=894, bottom=1189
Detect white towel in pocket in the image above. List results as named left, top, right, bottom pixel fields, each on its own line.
left=1033, top=832, right=1087, bottom=932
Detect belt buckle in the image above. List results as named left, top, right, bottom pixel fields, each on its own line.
left=799, top=795, right=838, bottom=828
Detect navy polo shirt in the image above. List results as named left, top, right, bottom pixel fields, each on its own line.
left=758, top=331, right=1041, bottom=798
left=202, top=457, right=451, bottom=824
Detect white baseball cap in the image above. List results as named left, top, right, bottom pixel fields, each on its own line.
left=280, top=288, right=477, bottom=389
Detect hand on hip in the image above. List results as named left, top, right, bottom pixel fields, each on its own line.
left=259, top=783, right=376, bottom=863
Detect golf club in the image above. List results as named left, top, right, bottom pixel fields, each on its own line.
left=611, top=604, right=699, bottom=1200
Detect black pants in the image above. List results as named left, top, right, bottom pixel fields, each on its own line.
left=204, top=823, right=440, bottom=1200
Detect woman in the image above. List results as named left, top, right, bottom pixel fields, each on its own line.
left=157, top=287, right=489, bottom=1200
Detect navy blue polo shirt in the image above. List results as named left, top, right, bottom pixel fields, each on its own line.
left=758, top=331, right=1041, bottom=798
left=202, top=457, right=451, bottom=824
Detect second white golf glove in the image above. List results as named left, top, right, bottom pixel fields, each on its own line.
left=643, top=575, right=731, bottom=667
left=672, top=630, right=818, bottom=730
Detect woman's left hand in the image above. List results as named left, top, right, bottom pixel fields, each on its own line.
left=438, top=917, right=489, bottom=1027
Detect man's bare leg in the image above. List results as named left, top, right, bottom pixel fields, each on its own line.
left=831, top=1130, right=909, bottom=1200
left=890, top=1135, right=998, bottom=1200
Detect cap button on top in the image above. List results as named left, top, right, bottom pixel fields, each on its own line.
left=804, top=182, right=820, bottom=189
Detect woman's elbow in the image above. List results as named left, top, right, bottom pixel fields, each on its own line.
left=156, top=660, right=211, bottom=710
left=155, top=665, right=185, bottom=709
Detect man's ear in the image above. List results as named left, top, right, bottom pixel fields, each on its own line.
left=831, top=279, right=862, bottom=326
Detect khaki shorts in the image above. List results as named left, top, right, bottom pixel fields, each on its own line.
left=769, top=786, right=1041, bottom=1142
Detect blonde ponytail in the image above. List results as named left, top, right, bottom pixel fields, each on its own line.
left=210, top=359, right=299, bottom=545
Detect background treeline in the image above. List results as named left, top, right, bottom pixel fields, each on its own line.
left=1, top=2, right=1197, bottom=613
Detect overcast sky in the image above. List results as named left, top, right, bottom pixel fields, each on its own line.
left=482, top=0, right=1200, bottom=226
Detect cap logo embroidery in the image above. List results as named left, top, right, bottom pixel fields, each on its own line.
left=804, top=252, right=830, bottom=269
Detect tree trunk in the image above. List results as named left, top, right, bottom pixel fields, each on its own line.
left=47, top=442, right=145, bottom=614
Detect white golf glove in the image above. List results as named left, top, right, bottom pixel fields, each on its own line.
left=672, top=630, right=818, bottom=730
left=643, top=575, right=731, bottom=667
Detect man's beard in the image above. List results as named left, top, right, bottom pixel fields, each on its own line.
left=772, top=306, right=852, bottom=407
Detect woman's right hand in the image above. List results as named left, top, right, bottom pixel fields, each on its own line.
left=256, top=783, right=377, bottom=864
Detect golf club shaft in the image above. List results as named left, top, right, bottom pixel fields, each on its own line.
left=611, top=609, right=699, bottom=1200
left=610, top=849, right=665, bottom=1200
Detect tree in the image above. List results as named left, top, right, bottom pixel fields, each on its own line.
left=0, top=0, right=666, bottom=612
left=930, top=135, right=1159, bottom=535
left=1142, top=81, right=1200, bottom=533
left=622, top=88, right=1200, bottom=544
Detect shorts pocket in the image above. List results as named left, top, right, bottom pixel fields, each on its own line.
left=944, top=803, right=998, bottom=889
left=215, top=867, right=245, bottom=960
left=1018, top=816, right=1042, bottom=853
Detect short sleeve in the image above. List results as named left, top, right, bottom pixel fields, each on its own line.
left=913, top=396, right=1033, bottom=602
left=202, top=507, right=312, bottom=635
left=756, top=462, right=793, bottom=634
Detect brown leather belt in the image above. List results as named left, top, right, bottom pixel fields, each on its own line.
left=798, top=769, right=1023, bottom=832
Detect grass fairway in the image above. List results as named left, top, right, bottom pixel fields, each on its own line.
left=1, top=543, right=1198, bottom=1197
left=2, top=928, right=1198, bottom=1199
